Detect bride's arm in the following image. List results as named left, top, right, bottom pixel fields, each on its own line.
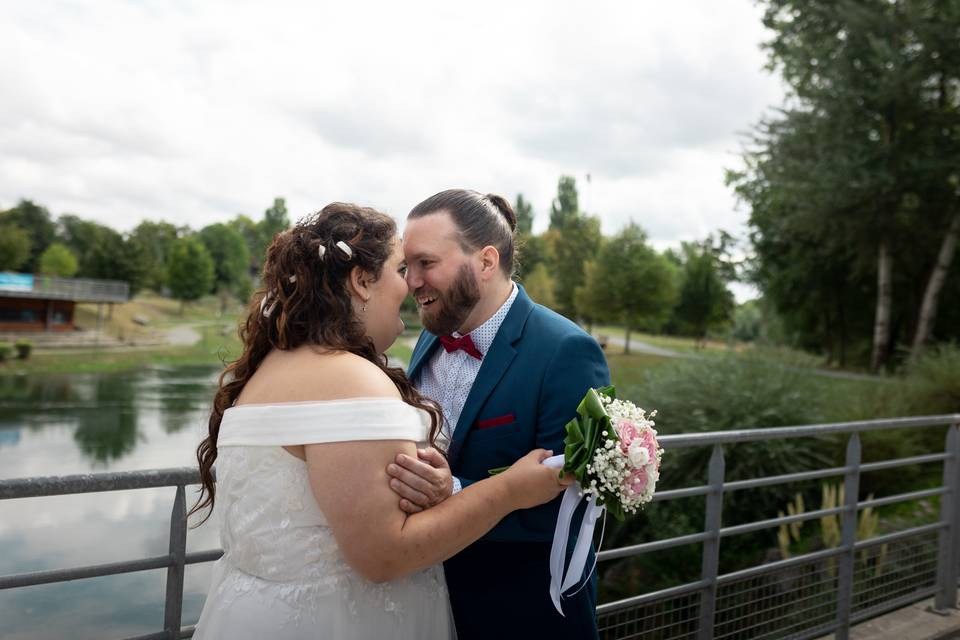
left=304, top=440, right=560, bottom=583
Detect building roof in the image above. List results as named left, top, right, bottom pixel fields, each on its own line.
left=0, top=273, right=129, bottom=303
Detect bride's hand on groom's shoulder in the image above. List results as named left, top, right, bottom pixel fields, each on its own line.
left=386, top=447, right=453, bottom=514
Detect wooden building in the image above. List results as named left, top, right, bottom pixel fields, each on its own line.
left=0, top=273, right=129, bottom=332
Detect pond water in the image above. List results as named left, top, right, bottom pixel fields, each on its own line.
left=0, top=365, right=223, bottom=640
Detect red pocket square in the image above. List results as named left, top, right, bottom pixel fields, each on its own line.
left=476, top=414, right=516, bottom=430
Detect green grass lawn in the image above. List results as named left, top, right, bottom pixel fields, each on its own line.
left=590, top=324, right=729, bottom=355
left=1, top=325, right=243, bottom=375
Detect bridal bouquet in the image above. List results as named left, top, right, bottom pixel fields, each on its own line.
left=555, top=385, right=662, bottom=520
left=538, top=385, right=662, bottom=615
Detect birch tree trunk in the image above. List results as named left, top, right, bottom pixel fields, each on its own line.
left=871, top=239, right=893, bottom=372
left=910, top=210, right=960, bottom=361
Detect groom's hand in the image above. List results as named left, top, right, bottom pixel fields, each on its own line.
left=386, top=447, right=453, bottom=514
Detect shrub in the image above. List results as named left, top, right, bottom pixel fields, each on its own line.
left=600, top=350, right=832, bottom=598
left=14, top=340, right=32, bottom=360
left=0, top=342, right=12, bottom=363
left=902, top=343, right=960, bottom=416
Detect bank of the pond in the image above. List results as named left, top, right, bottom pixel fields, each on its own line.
left=1, top=332, right=417, bottom=376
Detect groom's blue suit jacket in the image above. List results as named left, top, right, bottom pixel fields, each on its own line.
left=407, top=284, right=610, bottom=543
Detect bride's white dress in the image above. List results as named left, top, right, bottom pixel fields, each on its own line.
left=193, top=398, right=453, bottom=639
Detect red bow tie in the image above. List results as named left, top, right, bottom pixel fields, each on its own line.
left=439, top=334, right=483, bottom=360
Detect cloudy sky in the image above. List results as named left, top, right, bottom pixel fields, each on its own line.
left=1, top=2, right=785, bottom=265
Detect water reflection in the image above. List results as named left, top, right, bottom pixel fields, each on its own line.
left=0, top=365, right=222, bottom=639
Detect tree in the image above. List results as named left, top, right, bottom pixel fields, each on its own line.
left=549, top=176, right=580, bottom=231
left=38, top=243, right=79, bottom=277
left=552, top=214, right=602, bottom=318
left=258, top=197, right=290, bottom=258
left=732, top=0, right=960, bottom=369
left=593, top=223, right=678, bottom=354
left=0, top=224, right=31, bottom=271
left=129, top=220, right=181, bottom=291
left=58, top=215, right=147, bottom=294
left=516, top=233, right=549, bottom=280
left=672, top=245, right=735, bottom=346
left=0, top=200, right=56, bottom=272
left=231, top=197, right=291, bottom=276
left=514, top=194, right=534, bottom=235
left=522, top=263, right=557, bottom=309
left=198, top=223, right=251, bottom=296
left=573, top=260, right=609, bottom=334
left=166, top=237, right=214, bottom=312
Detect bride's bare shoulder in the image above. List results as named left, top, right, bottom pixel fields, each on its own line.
left=239, top=347, right=401, bottom=404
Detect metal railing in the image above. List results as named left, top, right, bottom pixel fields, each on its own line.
left=0, top=273, right=130, bottom=302
left=1, top=414, right=958, bottom=640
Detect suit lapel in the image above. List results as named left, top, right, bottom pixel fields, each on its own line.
left=450, top=286, right=535, bottom=456
left=407, top=331, right=439, bottom=382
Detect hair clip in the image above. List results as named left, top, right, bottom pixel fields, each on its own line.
left=318, top=244, right=327, bottom=260
left=335, top=240, right=353, bottom=259
left=259, top=291, right=277, bottom=319
left=288, top=275, right=297, bottom=283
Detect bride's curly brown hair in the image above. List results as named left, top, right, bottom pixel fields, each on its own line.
left=189, top=202, right=442, bottom=524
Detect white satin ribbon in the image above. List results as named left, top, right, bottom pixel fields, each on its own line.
left=542, top=453, right=605, bottom=616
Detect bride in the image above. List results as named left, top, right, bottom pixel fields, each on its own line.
left=190, top=202, right=570, bottom=639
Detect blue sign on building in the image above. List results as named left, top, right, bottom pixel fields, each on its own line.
left=0, top=273, right=34, bottom=292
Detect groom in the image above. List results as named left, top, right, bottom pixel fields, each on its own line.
left=387, top=188, right=609, bottom=639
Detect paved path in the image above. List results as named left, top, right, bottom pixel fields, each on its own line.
left=163, top=324, right=202, bottom=346
left=816, top=595, right=960, bottom=640
left=595, top=333, right=886, bottom=383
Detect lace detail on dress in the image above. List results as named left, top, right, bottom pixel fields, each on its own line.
left=203, top=446, right=449, bottom=630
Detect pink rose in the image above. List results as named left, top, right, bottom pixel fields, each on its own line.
left=627, top=467, right=649, bottom=495
left=637, top=428, right=660, bottom=470
left=616, top=419, right=638, bottom=453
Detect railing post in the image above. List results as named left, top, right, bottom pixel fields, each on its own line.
left=835, top=433, right=861, bottom=640
left=163, top=485, right=187, bottom=640
left=933, top=425, right=959, bottom=612
left=697, top=444, right=725, bottom=640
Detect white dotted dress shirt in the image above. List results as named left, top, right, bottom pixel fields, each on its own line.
left=416, top=282, right=518, bottom=493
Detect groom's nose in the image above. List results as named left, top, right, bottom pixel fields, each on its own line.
left=405, top=267, right=422, bottom=290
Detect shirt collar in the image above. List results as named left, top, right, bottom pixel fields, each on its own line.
left=452, top=282, right=518, bottom=356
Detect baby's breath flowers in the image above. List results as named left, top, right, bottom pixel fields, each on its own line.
left=582, top=393, right=662, bottom=516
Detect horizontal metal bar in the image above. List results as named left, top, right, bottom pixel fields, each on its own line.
left=596, top=579, right=710, bottom=614
left=122, top=632, right=168, bottom=640
left=852, top=567, right=938, bottom=600
left=723, top=466, right=851, bottom=492
left=781, top=620, right=841, bottom=640
left=716, top=546, right=847, bottom=585
left=185, top=549, right=223, bottom=565
left=860, top=452, right=951, bottom=473
left=854, top=522, right=945, bottom=549
left=857, top=487, right=947, bottom=510
left=718, top=581, right=838, bottom=624
left=0, top=554, right=172, bottom=589
left=749, top=615, right=838, bottom=640
left=849, top=585, right=939, bottom=624
left=720, top=505, right=847, bottom=538
left=716, top=598, right=838, bottom=639
left=658, top=414, right=959, bottom=449
left=718, top=570, right=838, bottom=604
left=651, top=485, right=711, bottom=501
left=598, top=532, right=711, bottom=561
left=597, top=488, right=946, bottom=566
left=0, top=468, right=200, bottom=499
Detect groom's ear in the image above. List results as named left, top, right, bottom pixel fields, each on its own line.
left=478, top=245, right=501, bottom=280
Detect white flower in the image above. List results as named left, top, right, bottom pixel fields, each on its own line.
left=628, top=440, right=650, bottom=467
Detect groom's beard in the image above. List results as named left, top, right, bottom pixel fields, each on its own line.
left=418, top=264, right=481, bottom=336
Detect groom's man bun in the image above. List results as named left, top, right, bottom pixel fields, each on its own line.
left=409, top=189, right=517, bottom=277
